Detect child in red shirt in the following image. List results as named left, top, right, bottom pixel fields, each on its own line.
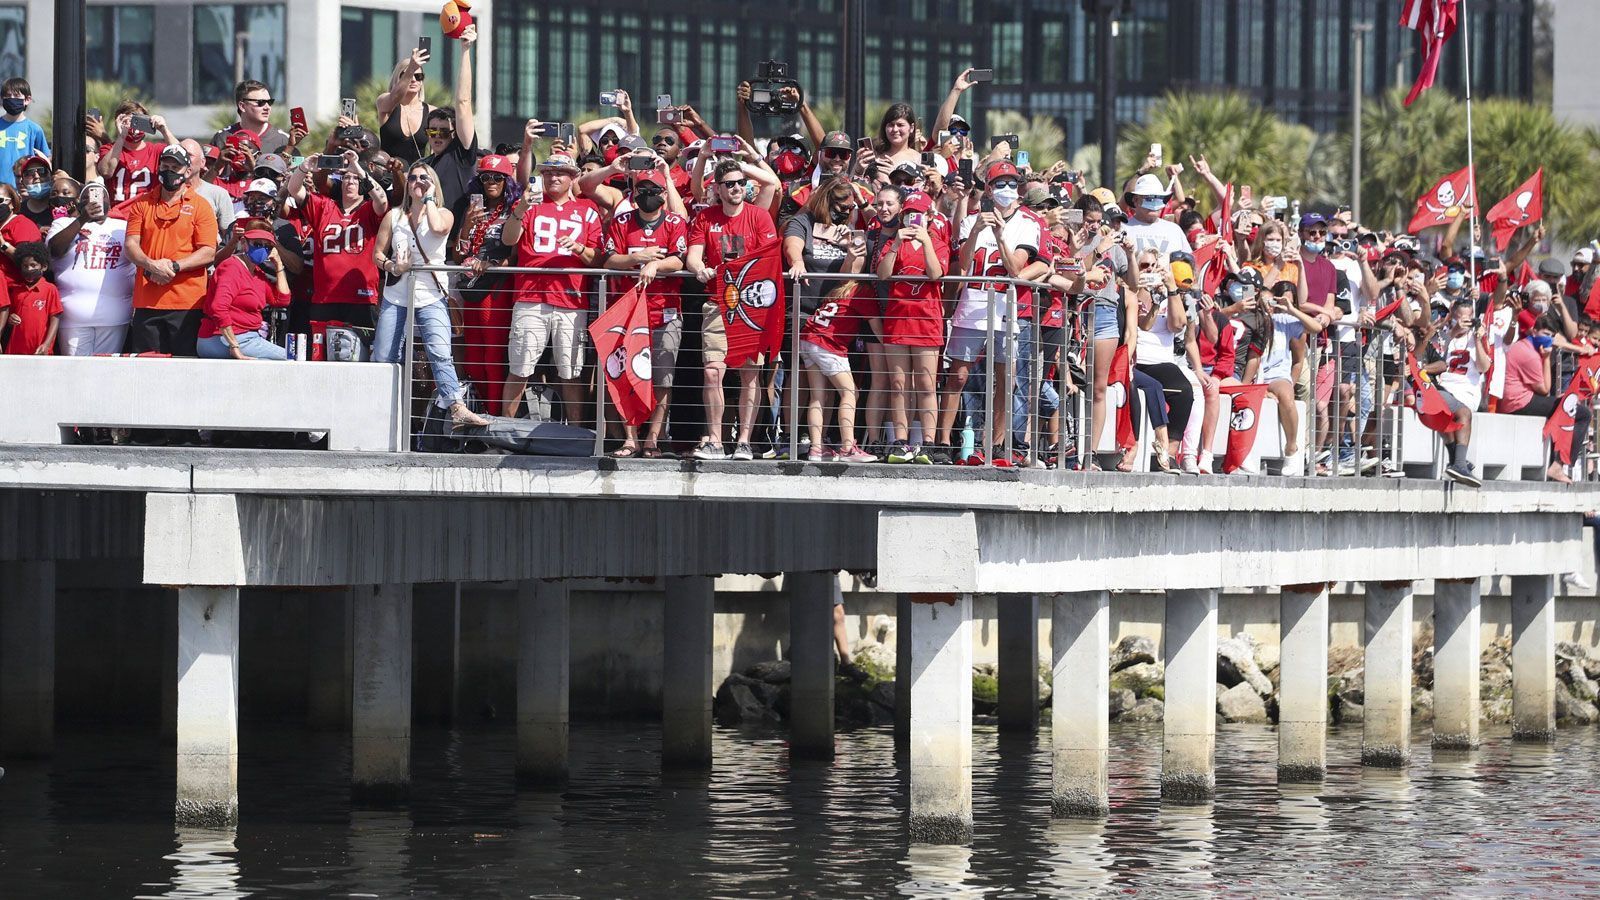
left=3, top=242, right=60, bottom=354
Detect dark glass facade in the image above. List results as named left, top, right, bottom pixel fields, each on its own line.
left=489, top=0, right=1534, bottom=147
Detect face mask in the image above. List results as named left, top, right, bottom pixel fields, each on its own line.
left=744, top=184, right=758, bottom=203
left=245, top=198, right=274, bottom=218
left=991, top=185, right=1019, bottom=208
left=2, top=97, right=26, bottom=116
left=830, top=206, right=853, bottom=225
left=1446, top=272, right=1465, bottom=290
left=1532, top=334, right=1554, bottom=351
left=634, top=191, right=665, bottom=214
left=0, top=202, right=12, bottom=221
left=1263, top=240, right=1283, bottom=256
left=1139, top=196, right=1165, bottom=212
left=1533, top=301, right=1549, bottom=314
left=157, top=169, right=185, bottom=191
left=23, top=183, right=48, bottom=200
left=246, top=246, right=272, bottom=267
left=126, top=129, right=145, bottom=144
left=1303, top=241, right=1324, bottom=255
left=883, top=215, right=901, bottom=229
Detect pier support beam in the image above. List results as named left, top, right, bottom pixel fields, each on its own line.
left=895, top=593, right=912, bottom=742
left=307, top=589, right=353, bottom=731
left=997, top=594, right=1039, bottom=733
left=1511, top=574, right=1557, bottom=742
left=1278, top=583, right=1328, bottom=782
left=516, top=580, right=570, bottom=783
left=1362, top=581, right=1413, bottom=767
left=352, top=584, right=413, bottom=798
left=788, top=572, right=837, bottom=760
left=662, top=575, right=714, bottom=768
left=0, top=561, right=55, bottom=757
left=908, top=593, right=973, bottom=843
left=175, top=587, right=239, bottom=827
left=1162, top=588, right=1217, bottom=803
left=1432, top=579, right=1481, bottom=750
left=1051, top=590, right=1109, bottom=817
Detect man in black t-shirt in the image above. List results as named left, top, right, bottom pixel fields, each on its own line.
left=419, top=25, right=483, bottom=208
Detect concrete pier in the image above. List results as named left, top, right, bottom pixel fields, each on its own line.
left=997, top=594, right=1039, bottom=733
left=1161, top=589, right=1218, bottom=803
left=1277, top=584, right=1328, bottom=782
left=1432, top=579, right=1481, bottom=750
left=413, top=583, right=460, bottom=725
left=0, top=561, right=55, bottom=757
left=352, top=584, right=413, bottom=798
left=895, top=593, right=912, bottom=743
left=1362, top=581, right=1413, bottom=767
left=662, top=575, right=714, bottom=769
left=516, top=580, right=570, bottom=783
left=174, top=586, right=240, bottom=827
left=1511, top=574, right=1556, bottom=742
left=307, top=589, right=353, bottom=731
left=1051, top=590, right=1109, bottom=817
left=787, top=572, right=837, bottom=760
left=907, top=593, right=973, bottom=843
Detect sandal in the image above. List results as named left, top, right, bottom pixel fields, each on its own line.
left=641, top=446, right=663, bottom=459
left=1116, top=448, right=1135, bottom=473
left=611, top=444, right=639, bottom=459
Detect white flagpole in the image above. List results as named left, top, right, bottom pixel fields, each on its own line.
left=1460, top=0, right=1479, bottom=287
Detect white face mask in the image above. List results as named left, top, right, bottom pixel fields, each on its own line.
left=1263, top=239, right=1283, bottom=257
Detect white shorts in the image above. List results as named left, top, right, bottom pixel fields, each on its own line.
left=800, top=340, right=851, bottom=378
left=58, top=322, right=129, bottom=356
left=509, top=303, right=587, bottom=379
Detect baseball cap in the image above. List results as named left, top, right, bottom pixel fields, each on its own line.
left=1232, top=267, right=1265, bottom=288
left=1088, top=187, right=1117, bottom=209
left=985, top=160, right=1019, bottom=182
left=1537, top=258, right=1566, bottom=278
left=1573, top=248, right=1595, bottom=265
left=159, top=145, right=191, bottom=167
left=244, top=177, right=278, bottom=196
left=1298, top=212, right=1328, bottom=229
left=902, top=191, right=934, bottom=214
left=1021, top=184, right=1055, bottom=209
left=253, top=153, right=288, bottom=176
left=891, top=162, right=923, bottom=183
left=821, top=131, right=853, bottom=152
left=632, top=170, right=666, bottom=189
left=240, top=226, right=275, bottom=242
left=477, top=154, right=514, bottom=176
left=11, top=155, right=48, bottom=178
left=619, top=133, right=648, bottom=152
left=948, top=114, right=970, bottom=132
left=539, top=153, right=579, bottom=172
left=1171, top=260, right=1195, bottom=287
left=225, top=128, right=261, bottom=148
left=1130, top=173, right=1167, bottom=197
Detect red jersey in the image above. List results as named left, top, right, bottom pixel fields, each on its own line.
left=686, top=202, right=780, bottom=299
left=511, top=198, right=603, bottom=309
left=102, top=140, right=163, bottom=204
left=4, top=278, right=61, bottom=354
left=1038, top=230, right=1070, bottom=330
left=802, top=282, right=878, bottom=355
left=0, top=215, right=41, bottom=285
left=875, top=228, right=949, bottom=347
left=602, top=210, right=688, bottom=328
left=293, top=193, right=383, bottom=305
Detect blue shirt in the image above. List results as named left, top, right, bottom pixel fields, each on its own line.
left=0, top=117, right=50, bottom=187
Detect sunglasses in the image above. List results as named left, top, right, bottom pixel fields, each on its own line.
left=719, top=179, right=747, bottom=188
left=990, top=179, right=1019, bottom=190
left=407, top=174, right=431, bottom=183
left=822, top=148, right=851, bottom=159
left=242, top=97, right=273, bottom=107
left=652, top=135, right=678, bottom=145
left=478, top=173, right=507, bottom=183
left=425, top=128, right=453, bottom=138
left=948, top=128, right=970, bottom=137
left=412, top=72, right=425, bottom=82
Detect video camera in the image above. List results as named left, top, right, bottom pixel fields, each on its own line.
left=745, top=60, right=801, bottom=117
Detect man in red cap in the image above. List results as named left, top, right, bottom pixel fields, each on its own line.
left=214, top=129, right=260, bottom=200
left=97, top=101, right=178, bottom=204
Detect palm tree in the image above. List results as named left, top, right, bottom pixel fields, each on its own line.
left=985, top=110, right=1066, bottom=170
left=1358, top=87, right=1466, bottom=232
left=39, top=80, right=153, bottom=139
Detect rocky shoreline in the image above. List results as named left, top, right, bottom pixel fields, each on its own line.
left=712, top=629, right=1600, bottom=730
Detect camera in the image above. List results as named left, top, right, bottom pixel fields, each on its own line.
left=745, top=59, right=801, bottom=117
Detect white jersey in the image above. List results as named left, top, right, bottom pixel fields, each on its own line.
left=1436, top=329, right=1487, bottom=410
left=1120, top=216, right=1193, bottom=259
left=952, top=208, right=1041, bottom=332
left=1487, top=305, right=1513, bottom=398
left=47, top=216, right=134, bottom=328
left=1329, top=256, right=1365, bottom=344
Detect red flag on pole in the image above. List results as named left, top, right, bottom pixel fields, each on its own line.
left=1486, top=169, right=1543, bottom=252
left=1545, top=353, right=1600, bottom=465
left=1400, top=0, right=1461, bottom=107
left=587, top=285, right=655, bottom=426
left=1407, top=165, right=1474, bottom=234
left=1107, top=343, right=1137, bottom=451
left=1407, top=353, right=1464, bottom=434
left=1219, top=383, right=1270, bottom=474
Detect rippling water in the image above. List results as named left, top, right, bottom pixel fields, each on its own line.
left=4, top=721, right=1600, bottom=897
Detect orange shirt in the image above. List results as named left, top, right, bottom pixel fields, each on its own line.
left=124, top=185, right=219, bottom=311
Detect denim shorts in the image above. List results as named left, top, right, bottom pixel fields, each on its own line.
left=1092, top=308, right=1120, bottom=341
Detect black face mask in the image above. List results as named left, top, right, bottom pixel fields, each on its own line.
left=0, top=202, right=12, bottom=221
left=157, top=169, right=185, bottom=191
left=635, top=191, right=665, bottom=214
left=830, top=206, right=852, bottom=225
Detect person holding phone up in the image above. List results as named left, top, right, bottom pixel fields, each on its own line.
left=418, top=24, right=483, bottom=209
left=97, top=100, right=178, bottom=204
left=282, top=149, right=390, bottom=329
left=210, top=79, right=290, bottom=156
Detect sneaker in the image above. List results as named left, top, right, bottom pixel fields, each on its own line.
left=1359, top=453, right=1382, bottom=473
left=1281, top=450, right=1305, bottom=477
left=912, top=446, right=933, bottom=465
left=1314, top=448, right=1332, bottom=466
left=692, top=441, right=727, bottom=461
left=1563, top=572, right=1593, bottom=592
left=732, top=442, right=755, bottom=461
left=1198, top=450, right=1214, bottom=475
left=927, top=445, right=953, bottom=465
left=1445, top=462, right=1482, bottom=487
left=961, top=451, right=987, bottom=467
left=806, top=447, right=826, bottom=462
left=836, top=445, right=877, bottom=463
left=991, top=456, right=1014, bottom=469
left=1381, top=462, right=1406, bottom=478
left=887, top=445, right=916, bottom=464
left=1181, top=454, right=1200, bottom=475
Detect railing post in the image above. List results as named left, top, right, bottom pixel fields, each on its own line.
left=593, top=278, right=608, bottom=457
left=400, top=269, right=417, bottom=452
left=1004, top=284, right=1018, bottom=465
left=1081, top=303, right=1096, bottom=470
left=984, top=285, right=996, bottom=464
left=790, top=274, right=802, bottom=461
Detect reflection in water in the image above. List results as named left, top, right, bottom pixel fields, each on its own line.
left=7, top=722, right=1600, bottom=896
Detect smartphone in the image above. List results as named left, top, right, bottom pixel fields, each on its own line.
left=290, top=106, right=307, bottom=132
left=340, top=98, right=356, bottom=120
left=904, top=211, right=926, bottom=229
left=968, top=68, right=994, bottom=83
left=709, top=135, right=739, bottom=154
left=1240, top=185, right=1254, bottom=205
left=600, top=90, right=623, bottom=107
left=657, top=107, right=683, bottom=125
left=533, top=122, right=560, bottom=137
left=418, top=35, right=431, bottom=55
left=719, top=233, right=746, bottom=260
left=958, top=158, right=973, bottom=183
left=557, top=123, right=577, bottom=146
left=921, top=151, right=934, bottom=168
left=627, top=154, right=654, bottom=171
left=468, top=193, right=484, bottom=211
left=938, top=130, right=951, bottom=145
left=656, top=93, right=672, bottom=110
left=1065, top=208, right=1084, bottom=226
left=991, top=133, right=1019, bottom=149
left=129, top=114, right=155, bottom=134
left=316, top=154, right=344, bottom=171
left=857, top=137, right=873, bottom=152
left=1149, top=142, right=1163, bottom=166
left=847, top=229, right=867, bottom=249
left=1016, top=150, right=1030, bottom=169
left=980, top=196, right=995, bottom=213
left=87, top=107, right=101, bottom=121
left=1291, top=199, right=1301, bottom=223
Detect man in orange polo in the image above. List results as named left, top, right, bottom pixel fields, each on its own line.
left=123, top=144, right=218, bottom=355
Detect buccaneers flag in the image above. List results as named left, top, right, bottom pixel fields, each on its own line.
left=1407, top=165, right=1474, bottom=234
left=1545, top=353, right=1600, bottom=465
left=1486, top=169, right=1543, bottom=252
left=1401, top=0, right=1460, bottom=107
left=718, top=250, right=786, bottom=368
left=587, top=285, right=655, bottom=426
left=1219, top=383, right=1270, bottom=474
left=1106, top=343, right=1137, bottom=451
left=1407, top=353, right=1464, bottom=434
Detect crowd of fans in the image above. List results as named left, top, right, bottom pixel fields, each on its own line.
left=2, top=40, right=1596, bottom=483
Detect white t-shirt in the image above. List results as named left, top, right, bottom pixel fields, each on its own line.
left=1258, top=312, right=1307, bottom=383
left=952, top=208, right=1041, bottom=332
left=47, top=216, right=134, bottom=328
left=1329, top=256, right=1365, bottom=344
left=1436, top=329, right=1487, bottom=410
left=1120, top=216, right=1193, bottom=259
left=1487, top=305, right=1513, bottom=398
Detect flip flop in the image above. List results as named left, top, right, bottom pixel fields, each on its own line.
left=641, top=446, right=663, bottom=459
left=611, top=445, right=639, bottom=459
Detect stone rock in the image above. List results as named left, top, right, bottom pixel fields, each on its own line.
left=1122, top=698, right=1164, bottom=722
left=1109, top=661, right=1165, bottom=698
left=1570, top=676, right=1599, bottom=704
left=973, top=662, right=997, bottom=678
left=1581, top=656, right=1600, bottom=683
left=1557, top=686, right=1599, bottom=725
left=1110, top=635, right=1157, bottom=672
left=1412, top=687, right=1433, bottom=724
left=1413, top=645, right=1434, bottom=691
left=868, top=680, right=897, bottom=711
left=973, top=673, right=998, bottom=714
left=1108, top=688, right=1137, bottom=719
left=714, top=675, right=771, bottom=726
left=1556, top=640, right=1587, bottom=661
left=851, top=642, right=896, bottom=682
left=1217, top=683, right=1269, bottom=723
left=1333, top=699, right=1363, bottom=724
left=1218, top=635, right=1273, bottom=696
left=1482, top=697, right=1513, bottom=724
left=1255, top=643, right=1280, bottom=677
left=744, top=660, right=791, bottom=684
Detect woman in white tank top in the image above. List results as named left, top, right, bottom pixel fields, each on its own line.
left=372, top=161, right=489, bottom=431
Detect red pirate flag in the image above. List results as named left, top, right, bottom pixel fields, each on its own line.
left=716, top=236, right=786, bottom=368
left=1219, top=383, right=1270, bottom=474
left=1486, top=169, right=1543, bottom=253
left=1407, top=165, right=1474, bottom=234
left=1407, top=353, right=1464, bottom=434
left=587, top=285, right=655, bottom=426
left=1106, top=344, right=1137, bottom=451
left=1545, top=353, right=1600, bottom=465
left=1401, top=0, right=1460, bottom=107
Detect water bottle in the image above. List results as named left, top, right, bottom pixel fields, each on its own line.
left=959, top=415, right=976, bottom=462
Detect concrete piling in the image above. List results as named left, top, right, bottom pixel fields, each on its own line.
left=1051, top=590, right=1110, bottom=817
left=662, top=575, right=714, bottom=768
left=1161, top=588, right=1218, bottom=804
left=175, top=586, right=240, bottom=827
left=907, top=593, right=973, bottom=843
left=0, top=561, right=56, bottom=757
left=1278, top=583, right=1329, bottom=782
left=1362, top=581, right=1413, bottom=768
left=997, top=593, right=1040, bottom=733
left=352, top=584, right=413, bottom=798
left=1511, top=574, right=1557, bottom=743
left=787, top=572, right=837, bottom=760
left=1432, top=579, right=1481, bottom=750
left=307, top=588, right=353, bottom=731
left=517, top=580, right=571, bottom=783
